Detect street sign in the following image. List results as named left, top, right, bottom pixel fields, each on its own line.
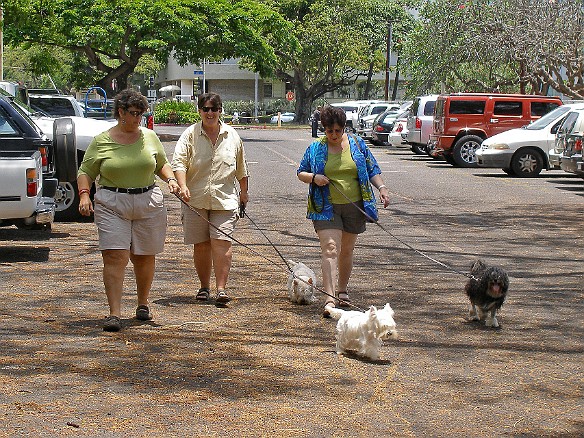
left=286, top=91, right=295, bottom=101
left=147, top=89, right=156, bottom=98
left=193, top=70, right=204, bottom=75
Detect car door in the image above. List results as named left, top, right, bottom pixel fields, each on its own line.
left=486, top=99, right=525, bottom=136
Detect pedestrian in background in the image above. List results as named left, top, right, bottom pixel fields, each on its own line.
left=171, top=92, right=249, bottom=305
left=297, top=105, right=390, bottom=317
left=311, top=105, right=322, bottom=138
left=77, top=89, right=180, bottom=332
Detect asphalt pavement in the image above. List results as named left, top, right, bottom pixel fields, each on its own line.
left=1, top=127, right=582, bottom=437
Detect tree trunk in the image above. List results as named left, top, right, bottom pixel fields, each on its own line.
left=363, top=62, right=375, bottom=99
left=391, top=64, right=400, bottom=101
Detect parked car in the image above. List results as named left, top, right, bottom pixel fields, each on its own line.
left=0, top=94, right=77, bottom=231
left=270, top=112, right=295, bottom=123
left=331, top=100, right=379, bottom=132
left=356, top=102, right=399, bottom=139
left=29, top=94, right=85, bottom=118
left=476, top=103, right=583, bottom=177
left=428, top=93, right=562, bottom=167
left=370, top=109, right=408, bottom=146
left=0, top=89, right=117, bottom=221
left=557, top=108, right=584, bottom=178
left=406, top=94, right=439, bottom=155
left=387, top=111, right=410, bottom=147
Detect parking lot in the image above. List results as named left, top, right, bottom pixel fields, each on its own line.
left=0, top=128, right=582, bottom=437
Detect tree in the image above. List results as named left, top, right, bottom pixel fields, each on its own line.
left=2, top=0, right=293, bottom=96
left=269, top=0, right=411, bottom=123
left=401, top=0, right=584, bottom=98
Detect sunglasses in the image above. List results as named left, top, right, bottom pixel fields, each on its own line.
left=200, top=106, right=221, bottom=113
left=125, top=110, right=143, bottom=117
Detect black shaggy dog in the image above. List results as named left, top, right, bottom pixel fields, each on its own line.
left=464, top=260, right=509, bottom=328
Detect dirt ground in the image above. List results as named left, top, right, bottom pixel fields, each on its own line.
left=1, top=149, right=583, bottom=437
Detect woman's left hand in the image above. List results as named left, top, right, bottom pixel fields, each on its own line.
left=379, top=187, right=390, bottom=208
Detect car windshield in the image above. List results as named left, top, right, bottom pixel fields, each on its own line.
left=525, top=105, right=571, bottom=130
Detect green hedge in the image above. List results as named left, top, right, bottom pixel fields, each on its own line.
left=154, top=100, right=200, bottom=124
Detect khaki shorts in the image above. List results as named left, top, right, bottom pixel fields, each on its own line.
left=181, top=204, right=239, bottom=244
left=94, top=186, right=167, bottom=254
left=313, top=201, right=366, bottom=234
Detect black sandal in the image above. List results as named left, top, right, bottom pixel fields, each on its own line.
left=337, top=292, right=351, bottom=308
left=196, top=288, right=210, bottom=301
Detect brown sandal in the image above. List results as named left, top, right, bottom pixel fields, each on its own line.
left=337, top=292, right=351, bottom=308
left=322, top=299, right=336, bottom=318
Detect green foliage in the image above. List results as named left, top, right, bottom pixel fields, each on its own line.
left=153, top=100, right=200, bottom=124
left=268, top=0, right=412, bottom=122
left=2, top=0, right=294, bottom=95
left=3, top=43, right=76, bottom=91
left=400, top=0, right=584, bottom=99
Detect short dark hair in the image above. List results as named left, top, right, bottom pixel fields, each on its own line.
left=320, top=105, right=346, bottom=129
left=197, top=92, right=222, bottom=110
left=112, top=89, right=148, bottom=120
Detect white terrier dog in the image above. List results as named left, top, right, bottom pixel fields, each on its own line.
left=326, top=303, right=398, bottom=361
left=287, top=260, right=317, bottom=305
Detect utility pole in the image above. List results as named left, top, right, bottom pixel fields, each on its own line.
left=384, top=21, right=392, bottom=101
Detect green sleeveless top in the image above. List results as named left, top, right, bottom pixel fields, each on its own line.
left=324, top=147, right=361, bottom=204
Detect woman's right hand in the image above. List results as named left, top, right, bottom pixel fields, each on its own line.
left=179, top=185, right=191, bottom=202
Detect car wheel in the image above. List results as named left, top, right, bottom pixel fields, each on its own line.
left=54, top=180, right=83, bottom=221
left=510, top=148, right=544, bottom=177
left=452, top=135, right=482, bottom=168
left=53, top=118, right=78, bottom=182
left=411, top=143, right=426, bottom=155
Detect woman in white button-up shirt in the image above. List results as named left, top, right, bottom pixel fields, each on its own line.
left=171, top=93, right=249, bottom=305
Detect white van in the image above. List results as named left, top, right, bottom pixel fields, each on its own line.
left=406, top=94, right=439, bottom=155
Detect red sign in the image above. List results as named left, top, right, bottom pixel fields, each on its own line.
left=286, top=91, right=295, bottom=101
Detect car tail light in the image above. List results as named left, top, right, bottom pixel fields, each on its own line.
left=38, top=145, right=49, bottom=171
left=147, top=114, right=154, bottom=130
left=396, top=124, right=403, bottom=133
left=575, top=137, right=582, bottom=152
left=415, top=117, right=422, bottom=129
left=374, top=125, right=384, bottom=132
left=26, top=168, right=38, bottom=197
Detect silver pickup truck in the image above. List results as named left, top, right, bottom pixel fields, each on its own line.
left=0, top=95, right=77, bottom=231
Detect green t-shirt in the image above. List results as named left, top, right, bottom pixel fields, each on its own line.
left=325, top=147, right=361, bottom=204
left=78, top=128, right=169, bottom=188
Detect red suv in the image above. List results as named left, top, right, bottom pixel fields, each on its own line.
left=428, top=93, right=562, bottom=167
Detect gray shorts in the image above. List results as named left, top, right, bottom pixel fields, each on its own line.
left=181, top=204, right=239, bottom=244
left=94, top=186, right=167, bottom=254
left=313, top=201, right=366, bottom=234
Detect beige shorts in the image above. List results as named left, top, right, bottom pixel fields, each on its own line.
left=94, top=186, right=167, bottom=254
left=181, top=204, right=238, bottom=244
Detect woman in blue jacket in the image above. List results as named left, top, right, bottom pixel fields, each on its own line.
left=297, top=105, right=390, bottom=317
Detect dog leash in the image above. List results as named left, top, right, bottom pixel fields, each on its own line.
left=327, top=181, right=479, bottom=282
left=173, top=192, right=364, bottom=311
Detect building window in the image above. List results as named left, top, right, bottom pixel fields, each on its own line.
left=263, top=83, right=273, bottom=98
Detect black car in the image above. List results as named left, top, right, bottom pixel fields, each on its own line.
left=370, top=109, right=408, bottom=146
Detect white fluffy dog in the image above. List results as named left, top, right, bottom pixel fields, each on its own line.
left=326, top=303, right=398, bottom=361
left=287, top=260, right=317, bottom=304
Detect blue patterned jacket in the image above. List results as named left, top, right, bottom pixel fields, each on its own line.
left=297, top=134, right=381, bottom=221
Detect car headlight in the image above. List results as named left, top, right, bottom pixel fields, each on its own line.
left=488, top=143, right=510, bottom=150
